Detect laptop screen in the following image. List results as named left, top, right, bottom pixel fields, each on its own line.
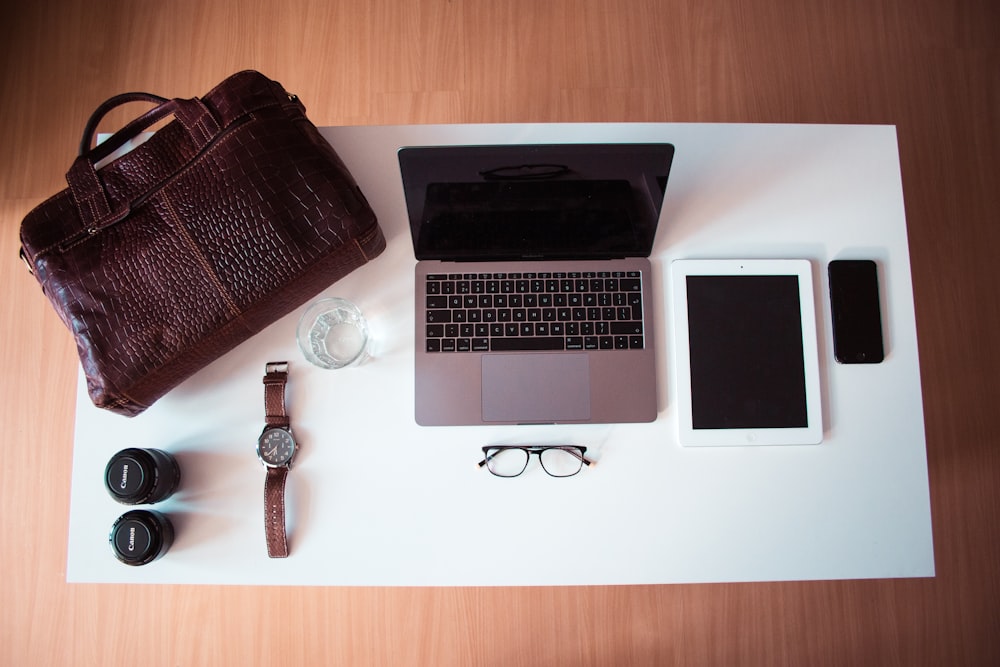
left=398, top=144, right=674, bottom=261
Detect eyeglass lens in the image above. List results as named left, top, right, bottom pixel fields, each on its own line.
left=484, top=447, right=586, bottom=477
left=538, top=448, right=585, bottom=477
left=484, top=448, right=529, bottom=477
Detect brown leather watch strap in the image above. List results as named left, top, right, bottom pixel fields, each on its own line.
left=262, top=361, right=291, bottom=559
left=264, top=466, right=289, bottom=558
left=263, top=362, right=290, bottom=427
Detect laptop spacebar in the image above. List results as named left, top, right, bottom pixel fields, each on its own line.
left=490, top=337, right=565, bottom=352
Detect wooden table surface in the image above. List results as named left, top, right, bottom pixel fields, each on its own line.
left=2, top=1, right=997, bottom=665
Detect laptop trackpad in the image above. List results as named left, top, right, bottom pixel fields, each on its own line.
left=482, top=354, right=591, bottom=422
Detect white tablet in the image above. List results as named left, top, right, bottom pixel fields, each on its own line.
left=671, top=259, right=823, bottom=446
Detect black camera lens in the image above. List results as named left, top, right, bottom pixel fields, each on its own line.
left=109, top=509, right=175, bottom=566
left=104, top=448, right=181, bottom=505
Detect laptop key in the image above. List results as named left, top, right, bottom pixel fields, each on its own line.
left=620, top=277, right=641, bottom=291
left=611, top=322, right=643, bottom=335
left=490, top=337, right=565, bottom=351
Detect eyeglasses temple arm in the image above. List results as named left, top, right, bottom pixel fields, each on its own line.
left=563, top=448, right=595, bottom=467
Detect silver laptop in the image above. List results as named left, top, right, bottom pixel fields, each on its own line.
left=399, top=143, right=675, bottom=426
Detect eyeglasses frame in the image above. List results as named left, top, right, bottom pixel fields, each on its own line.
left=477, top=445, right=594, bottom=478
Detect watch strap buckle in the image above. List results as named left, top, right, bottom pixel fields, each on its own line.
left=265, top=361, right=288, bottom=375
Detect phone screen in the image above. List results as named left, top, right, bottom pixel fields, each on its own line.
left=828, top=260, right=884, bottom=364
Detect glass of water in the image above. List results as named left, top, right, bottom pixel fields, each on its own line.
left=296, top=297, right=371, bottom=369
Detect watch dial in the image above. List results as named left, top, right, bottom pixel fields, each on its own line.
left=258, top=428, right=295, bottom=466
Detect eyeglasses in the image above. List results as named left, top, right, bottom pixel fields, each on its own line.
left=477, top=445, right=594, bottom=478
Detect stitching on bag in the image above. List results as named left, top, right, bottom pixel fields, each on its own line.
left=105, top=394, right=147, bottom=412
left=354, top=225, right=382, bottom=260
left=94, top=380, right=148, bottom=412
left=159, top=196, right=242, bottom=319
left=353, top=230, right=374, bottom=259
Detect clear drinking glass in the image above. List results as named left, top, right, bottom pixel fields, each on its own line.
left=296, top=298, right=371, bottom=369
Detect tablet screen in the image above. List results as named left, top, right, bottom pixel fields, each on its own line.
left=671, top=259, right=823, bottom=446
left=686, top=275, right=808, bottom=429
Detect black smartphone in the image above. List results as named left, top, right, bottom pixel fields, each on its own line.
left=828, top=259, right=885, bottom=364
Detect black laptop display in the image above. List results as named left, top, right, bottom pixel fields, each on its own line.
left=401, top=144, right=669, bottom=261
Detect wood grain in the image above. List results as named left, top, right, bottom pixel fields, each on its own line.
left=2, top=1, right=998, bottom=665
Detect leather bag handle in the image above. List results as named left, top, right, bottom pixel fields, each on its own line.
left=78, top=92, right=168, bottom=155
left=67, top=93, right=222, bottom=230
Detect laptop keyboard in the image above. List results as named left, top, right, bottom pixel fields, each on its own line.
left=424, top=271, right=644, bottom=353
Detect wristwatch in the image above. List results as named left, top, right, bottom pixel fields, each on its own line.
left=257, top=361, right=297, bottom=558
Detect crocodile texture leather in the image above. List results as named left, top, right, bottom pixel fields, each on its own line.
left=19, top=71, right=386, bottom=416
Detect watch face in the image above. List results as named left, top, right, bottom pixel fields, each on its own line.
left=257, top=428, right=296, bottom=467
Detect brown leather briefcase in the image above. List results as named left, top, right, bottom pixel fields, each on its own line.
left=19, top=70, right=385, bottom=416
